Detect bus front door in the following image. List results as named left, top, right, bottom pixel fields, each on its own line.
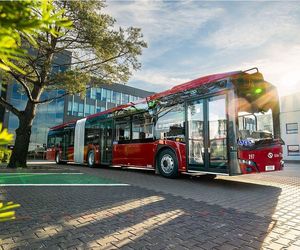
left=187, top=95, right=228, bottom=174
left=100, top=120, right=113, bottom=165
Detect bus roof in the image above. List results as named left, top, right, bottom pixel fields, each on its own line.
left=50, top=70, right=241, bottom=130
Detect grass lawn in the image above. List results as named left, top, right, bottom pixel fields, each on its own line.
left=0, top=173, right=128, bottom=185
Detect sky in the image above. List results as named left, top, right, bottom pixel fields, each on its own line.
left=105, top=0, right=300, bottom=96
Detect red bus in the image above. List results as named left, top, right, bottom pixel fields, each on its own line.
left=46, top=68, right=284, bottom=178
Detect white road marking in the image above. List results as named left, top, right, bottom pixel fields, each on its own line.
left=0, top=184, right=130, bottom=186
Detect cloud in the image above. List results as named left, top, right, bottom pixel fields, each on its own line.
left=131, top=69, right=191, bottom=90
left=200, top=43, right=300, bottom=96
left=104, top=1, right=300, bottom=96
left=105, top=0, right=224, bottom=58
left=204, top=2, right=300, bottom=50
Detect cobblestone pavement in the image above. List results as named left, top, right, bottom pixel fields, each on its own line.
left=0, top=162, right=300, bottom=249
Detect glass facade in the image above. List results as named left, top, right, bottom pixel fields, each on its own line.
left=7, top=83, right=65, bottom=150
left=5, top=83, right=152, bottom=152
left=67, top=87, right=140, bottom=117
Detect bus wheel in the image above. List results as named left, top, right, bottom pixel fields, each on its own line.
left=157, top=149, right=178, bottom=178
left=87, top=150, right=95, bottom=168
left=55, top=152, right=61, bottom=164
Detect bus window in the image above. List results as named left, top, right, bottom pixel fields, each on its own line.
left=155, top=104, right=185, bottom=141
left=47, top=136, right=55, bottom=148
left=115, top=118, right=131, bottom=142
left=85, top=119, right=100, bottom=145
left=70, top=130, right=74, bottom=146
left=55, top=133, right=63, bottom=147
left=132, top=113, right=153, bottom=141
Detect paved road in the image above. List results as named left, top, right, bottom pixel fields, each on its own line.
left=0, top=162, right=300, bottom=249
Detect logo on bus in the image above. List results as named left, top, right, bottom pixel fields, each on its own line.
left=267, top=152, right=273, bottom=159
left=238, top=139, right=254, bottom=147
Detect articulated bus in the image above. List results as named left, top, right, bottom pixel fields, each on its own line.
left=46, top=68, right=284, bottom=178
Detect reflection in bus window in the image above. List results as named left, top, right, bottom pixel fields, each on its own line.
left=116, top=118, right=130, bottom=142
left=132, top=113, right=153, bottom=140
left=208, top=96, right=227, bottom=164
left=47, top=136, right=55, bottom=147
left=238, top=109, right=273, bottom=140
left=155, top=104, right=185, bottom=141
left=85, top=119, right=100, bottom=145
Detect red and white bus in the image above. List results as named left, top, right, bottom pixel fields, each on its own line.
left=46, top=68, right=284, bottom=178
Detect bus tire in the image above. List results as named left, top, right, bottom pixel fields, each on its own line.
left=157, top=149, right=179, bottom=178
left=87, top=150, right=95, bottom=168
left=55, top=152, right=61, bottom=164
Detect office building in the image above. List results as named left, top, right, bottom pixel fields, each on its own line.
left=280, top=92, right=300, bottom=161
left=2, top=83, right=153, bottom=150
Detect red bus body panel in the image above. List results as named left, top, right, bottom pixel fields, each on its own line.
left=113, top=143, right=157, bottom=167
left=238, top=144, right=283, bottom=174
left=112, top=140, right=187, bottom=171
left=46, top=148, right=56, bottom=161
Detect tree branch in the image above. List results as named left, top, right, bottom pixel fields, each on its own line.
left=8, top=71, right=34, bottom=102
left=0, top=97, right=21, bottom=117
left=33, top=91, right=69, bottom=104
left=80, top=51, right=130, bottom=71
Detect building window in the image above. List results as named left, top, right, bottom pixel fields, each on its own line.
left=67, top=101, right=73, bottom=115
left=287, top=145, right=300, bottom=156
left=85, top=104, right=90, bottom=116
left=78, top=103, right=84, bottom=117
left=111, top=91, right=117, bottom=103
left=106, top=89, right=112, bottom=102
left=90, top=88, right=96, bottom=99
left=73, top=102, right=79, bottom=116
left=101, top=89, right=107, bottom=102
left=116, top=92, right=121, bottom=105
left=122, top=94, right=129, bottom=104
left=286, top=123, right=298, bottom=134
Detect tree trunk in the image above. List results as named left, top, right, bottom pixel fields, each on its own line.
left=7, top=86, right=42, bottom=168
left=7, top=116, right=34, bottom=168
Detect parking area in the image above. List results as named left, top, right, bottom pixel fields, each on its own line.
left=0, top=162, right=300, bottom=249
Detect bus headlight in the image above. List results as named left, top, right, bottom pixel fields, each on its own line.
left=239, top=159, right=257, bottom=172
left=239, top=159, right=256, bottom=166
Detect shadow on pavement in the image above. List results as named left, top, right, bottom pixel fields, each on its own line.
left=0, top=176, right=281, bottom=249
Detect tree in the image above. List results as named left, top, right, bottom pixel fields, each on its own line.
left=0, top=0, right=72, bottom=73
left=0, top=0, right=147, bottom=168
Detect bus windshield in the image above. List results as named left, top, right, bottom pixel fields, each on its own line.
left=238, top=109, right=274, bottom=141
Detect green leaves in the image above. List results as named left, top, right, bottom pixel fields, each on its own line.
left=0, top=201, right=21, bottom=222
left=61, top=0, right=147, bottom=86
left=0, top=123, right=13, bottom=145
left=0, top=0, right=72, bottom=73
